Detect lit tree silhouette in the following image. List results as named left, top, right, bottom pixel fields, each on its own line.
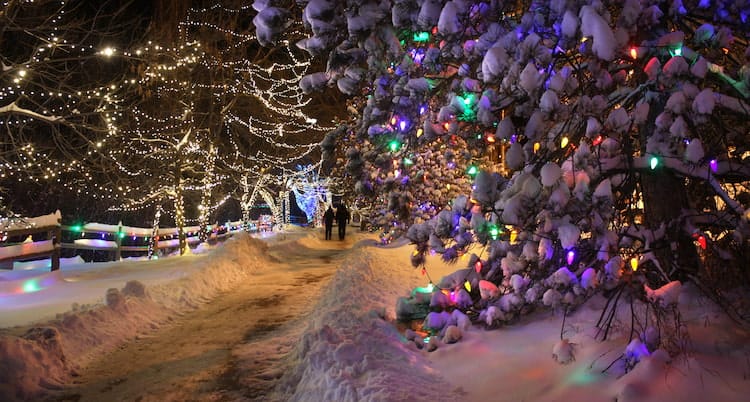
left=99, top=2, right=345, bottom=253
left=0, top=0, right=151, bottom=218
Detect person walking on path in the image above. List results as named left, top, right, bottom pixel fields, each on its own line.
left=336, top=203, right=350, bottom=240
left=323, top=205, right=335, bottom=240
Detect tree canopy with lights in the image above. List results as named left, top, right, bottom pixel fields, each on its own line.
left=0, top=0, right=152, bottom=218
left=0, top=0, right=346, bottom=246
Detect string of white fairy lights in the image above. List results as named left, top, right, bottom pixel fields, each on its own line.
left=2, top=1, right=336, bottom=228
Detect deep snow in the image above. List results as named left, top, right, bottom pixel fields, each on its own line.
left=1, top=228, right=749, bottom=401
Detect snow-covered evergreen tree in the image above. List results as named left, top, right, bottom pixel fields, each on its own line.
left=255, top=0, right=750, bottom=354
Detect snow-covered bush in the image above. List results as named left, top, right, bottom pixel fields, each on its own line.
left=260, top=0, right=750, bottom=362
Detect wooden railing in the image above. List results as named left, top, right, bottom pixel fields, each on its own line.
left=60, top=222, right=238, bottom=261
left=1, top=214, right=257, bottom=271
left=0, top=212, right=62, bottom=271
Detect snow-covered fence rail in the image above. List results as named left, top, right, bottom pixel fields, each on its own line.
left=1, top=214, right=249, bottom=269
left=60, top=221, right=244, bottom=260
left=0, top=211, right=62, bottom=271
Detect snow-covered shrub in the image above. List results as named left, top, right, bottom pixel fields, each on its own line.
left=552, top=338, right=575, bottom=364
left=624, top=339, right=651, bottom=371
left=645, top=281, right=682, bottom=309
left=261, top=0, right=750, bottom=359
left=442, top=325, right=462, bottom=344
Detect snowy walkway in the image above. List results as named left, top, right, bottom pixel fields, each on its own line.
left=46, top=230, right=350, bottom=401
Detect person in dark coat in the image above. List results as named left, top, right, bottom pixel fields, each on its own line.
left=336, top=203, right=350, bottom=240
left=323, top=206, right=335, bottom=240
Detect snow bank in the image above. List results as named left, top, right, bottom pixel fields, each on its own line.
left=2, top=230, right=749, bottom=401
left=270, top=243, right=460, bottom=401
left=270, top=236, right=750, bottom=402
left=0, top=233, right=272, bottom=401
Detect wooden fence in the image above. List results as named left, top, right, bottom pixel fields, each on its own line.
left=0, top=218, right=61, bottom=271
left=1, top=213, right=254, bottom=271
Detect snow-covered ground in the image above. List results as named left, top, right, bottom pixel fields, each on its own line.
left=1, top=228, right=749, bottom=401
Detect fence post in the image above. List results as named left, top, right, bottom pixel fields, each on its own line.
left=51, top=226, right=61, bottom=271
left=114, top=220, right=122, bottom=261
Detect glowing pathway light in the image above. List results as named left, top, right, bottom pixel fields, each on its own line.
left=22, top=279, right=41, bottom=293
left=565, top=364, right=606, bottom=385
left=17, top=274, right=58, bottom=294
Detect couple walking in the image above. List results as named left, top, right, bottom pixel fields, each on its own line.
left=324, top=203, right=349, bottom=240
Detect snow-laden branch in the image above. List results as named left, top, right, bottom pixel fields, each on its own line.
left=0, top=100, right=63, bottom=122
left=708, top=62, right=750, bottom=100
left=715, top=92, right=750, bottom=115
left=111, top=188, right=169, bottom=211
left=176, top=127, right=192, bottom=150
left=620, top=223, right=669, bottom=280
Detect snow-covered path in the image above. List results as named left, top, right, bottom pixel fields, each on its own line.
left=47, top=232, right=352, bottom=401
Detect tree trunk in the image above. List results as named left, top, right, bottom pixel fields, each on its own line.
left=148, top=204, right=162, bottom=260
left=639, top=95, right=699, bottom=283
left=640, top=170, right=700, bottom=282
left=198, top=145, right=216, bottom=243
left=174, top=166, right=187, bottom=256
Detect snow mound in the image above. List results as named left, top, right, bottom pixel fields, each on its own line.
left=273, top=248, right=460, bottom=401
left=0, top=233, right=273, bottom=401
